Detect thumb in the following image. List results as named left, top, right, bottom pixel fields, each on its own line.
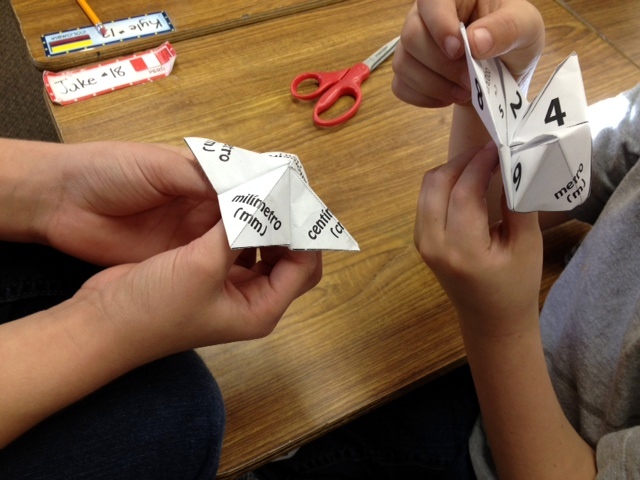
left=189, top=219, right=243, bottom=276
left=466, top=2, right=544, bottom=81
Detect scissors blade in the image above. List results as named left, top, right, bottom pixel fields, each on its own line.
left=363, top=36, right=400, bottom=72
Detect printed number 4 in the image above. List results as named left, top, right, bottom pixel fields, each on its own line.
left=511, top=98, right=566, bottom=192
left=545, top=97, right=566, bottom=126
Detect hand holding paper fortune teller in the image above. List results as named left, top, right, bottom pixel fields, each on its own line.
left=395, top=2, right=596, bottom=480
left=391, top=0, right=545, bottom=109
left=0, top=137, right=322, bottom=452
left=393, top=0, right=592, bottom=212
left=186, top=0, right=638, bottom=478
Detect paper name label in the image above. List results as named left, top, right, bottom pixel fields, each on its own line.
left=460, top=23, right=591, bottom=212
left=42, top=11, right=174, bottom=57
left=44, top=42, right=176, bottom=105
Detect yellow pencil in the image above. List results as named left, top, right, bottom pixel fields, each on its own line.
left=76, top=0, right=107, bottom=37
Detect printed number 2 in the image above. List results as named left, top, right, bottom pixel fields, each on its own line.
left=545, top=97, right=566, bottom=126
left=510, top=91, right=523, bottom=119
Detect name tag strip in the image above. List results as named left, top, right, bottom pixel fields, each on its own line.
left=43, top=42, right=176, bottom=105
left=42, top=11, right=174, bottom=57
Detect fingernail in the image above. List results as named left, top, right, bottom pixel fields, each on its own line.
left=473, top=28, right=493, bottom=56
left=444, top=35, right=461, bottom=59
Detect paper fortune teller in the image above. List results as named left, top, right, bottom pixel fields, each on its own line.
left=460, top=24, right=591, bottom=212
left=184, top=137, right=359, bottom=251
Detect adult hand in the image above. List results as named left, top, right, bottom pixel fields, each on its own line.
left=40, top=141, right=219, bottom=266
left=75, top=219, right=323, bottom=361
left=392, top=0, right=544, bottom=108
left=0, top=211, right=322, bottom=448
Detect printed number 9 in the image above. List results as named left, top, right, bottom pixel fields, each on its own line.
left=513, top=163, right=522, bottom=191
left=474, top=78, right=484, bottom=110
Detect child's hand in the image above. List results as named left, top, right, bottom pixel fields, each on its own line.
left=392, top=0, right=544, bottom=108
left=414, top=144, right=542, bottom=338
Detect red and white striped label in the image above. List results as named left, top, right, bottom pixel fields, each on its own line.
left=43, top=42, right=176, bottom=105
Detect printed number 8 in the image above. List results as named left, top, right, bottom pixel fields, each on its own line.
left=513, top=163, right=522, bottom=191
left=474, top=78, right=484, bottom=110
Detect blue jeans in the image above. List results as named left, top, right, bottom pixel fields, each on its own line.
left=254, top=365, right=479, bottom=480
left=0, top=242, right=225, bottom=479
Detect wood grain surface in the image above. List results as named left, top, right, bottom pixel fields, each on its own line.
left=10, top=0, right=344, bottom=71
left=42, top=0, right=640, bottom=477
left=558, top=0, right=640, bottom=68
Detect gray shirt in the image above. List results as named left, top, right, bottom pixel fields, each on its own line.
left=470, top=84, right=640, bottom=478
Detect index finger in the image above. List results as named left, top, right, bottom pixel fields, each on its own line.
left=445, top=143, right=499, bottom=237
left=415, top=145, right=485, bottom=240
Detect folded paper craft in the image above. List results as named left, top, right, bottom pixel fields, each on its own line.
left=185, top=137, right=359, bottom=251
left=460, top=23, right=591, bottom=212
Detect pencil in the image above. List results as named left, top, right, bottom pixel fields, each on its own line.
left=76, top=0, right=107, bottom=37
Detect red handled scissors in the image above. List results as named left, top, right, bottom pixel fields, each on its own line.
left=291, top=37, right=400, bottom=127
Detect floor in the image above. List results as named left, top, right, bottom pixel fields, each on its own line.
left=1, top=0, right=59, bottom=142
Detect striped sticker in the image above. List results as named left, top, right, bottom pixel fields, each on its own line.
left=43, top=42, right=176, bottom=105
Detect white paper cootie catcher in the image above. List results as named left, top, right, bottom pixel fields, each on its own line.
left=460, top=23, right=591, bottom=212
left=185, top=137, right=359, bottom=251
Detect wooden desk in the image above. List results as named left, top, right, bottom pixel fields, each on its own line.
left=45, top=0, right=639, bottom=477
left=557, top=0, right=640, bottom=68
left=10, top=0, right=344, bottom=71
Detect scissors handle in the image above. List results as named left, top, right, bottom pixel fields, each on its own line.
left=313, top=63, right=370, bottom=127
left=290, top=69, right=349, bottom=100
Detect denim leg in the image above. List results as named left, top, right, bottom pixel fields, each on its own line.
left=254, top=365, right=479, bottom=480
left=0, top=243, right=226, bottom=479
left=0, top=350, right=225, bottom=480
left=0, top=241, right=102, bottom=322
